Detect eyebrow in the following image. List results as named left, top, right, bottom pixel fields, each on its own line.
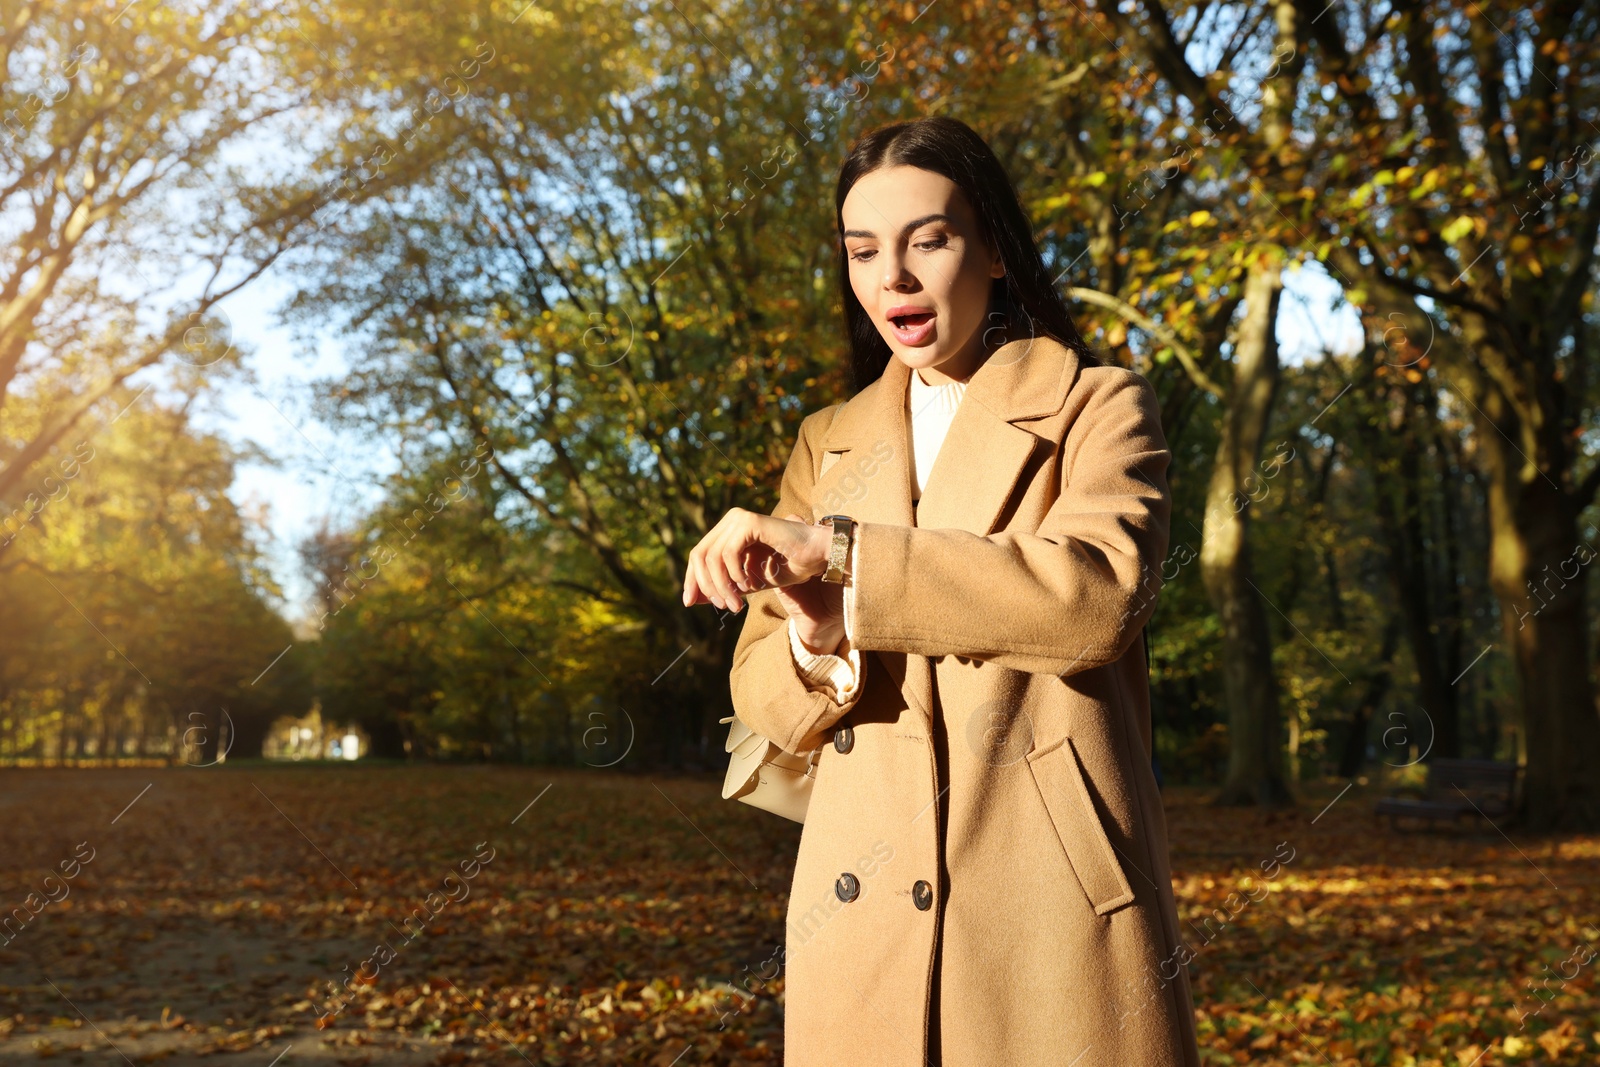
left=841, top=212, right=954, bottom=240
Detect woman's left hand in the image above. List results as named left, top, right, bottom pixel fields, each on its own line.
left=682, top=508, right=830, bottom=612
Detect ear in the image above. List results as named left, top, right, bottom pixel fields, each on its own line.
left=988, top=239, right=1006, bottom=279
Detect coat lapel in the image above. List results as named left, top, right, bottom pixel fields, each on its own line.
left=913, top=400, right=1038, bottom=535
left=812, top=334, right=1082, bottom=535
left=809, top=354, right=914, bottom=528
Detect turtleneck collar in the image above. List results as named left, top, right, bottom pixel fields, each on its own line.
left=910, top=365, right=967, bottom=417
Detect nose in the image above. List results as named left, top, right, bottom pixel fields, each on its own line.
left=881, top=251, right=915, bottom=291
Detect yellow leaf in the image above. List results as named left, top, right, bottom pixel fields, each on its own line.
left=1440, top=215, right=1476, bottom=243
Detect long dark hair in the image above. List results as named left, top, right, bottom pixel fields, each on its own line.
left=835, top=116, right=1102, bottom=393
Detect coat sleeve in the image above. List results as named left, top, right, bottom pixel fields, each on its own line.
left=849, top=369, right=1170, bottom=677
left=729, top=405, right=869, bottom=754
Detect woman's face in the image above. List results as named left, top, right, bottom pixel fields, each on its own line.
left=841, top=164, right=1006, bottom=382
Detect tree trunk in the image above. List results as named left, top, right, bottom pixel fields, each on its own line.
left=1369, top=384, right=1462, bottom=759
left=1338, top=616, right=1402, bottom=777
left=554, top=692, right=575, bottom=765
left=1205, top=248, right=1294, bottom=808
left=1482, top=408, right=1600, bottom=829
left=1426, top=404, right=1472, bottom=754
left=363, top=713, right=409, bottom=759
left=229, top=709, right=272, bottom=760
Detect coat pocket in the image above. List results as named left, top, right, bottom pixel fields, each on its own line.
left=1025, top=735, right=1136, bottom=916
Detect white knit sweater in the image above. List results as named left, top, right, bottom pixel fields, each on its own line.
left=787, top=367, right=968, bottom=701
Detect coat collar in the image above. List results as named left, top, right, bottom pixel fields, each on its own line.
left=812, top=334, right=1082, bottom=536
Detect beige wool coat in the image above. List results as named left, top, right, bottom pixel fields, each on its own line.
left=727, top=335, right=1201, bottom=1066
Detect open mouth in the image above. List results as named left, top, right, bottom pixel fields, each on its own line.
left=890, top=311, right=935, bottom=329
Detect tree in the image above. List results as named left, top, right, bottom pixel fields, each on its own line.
left=0, top=0, right=405, bottom=543
left=0, top=376, right=308, bottom=762
left=1083, top=0, right=1322, bottom=806
left=281, top=0, right=903, bottom=763
left=1283, top=0, right=1600, bottom=828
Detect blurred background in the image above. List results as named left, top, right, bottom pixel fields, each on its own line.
left=2, top=0, right=1598, bottom=1063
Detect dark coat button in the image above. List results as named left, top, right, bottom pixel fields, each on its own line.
left=833, top=725, right=855, bottom=754
left=835, top=872, right=861, bottom=903
left=912, top=879, right=934, bottom=911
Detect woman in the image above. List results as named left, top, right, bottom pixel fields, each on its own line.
left=682, top=117, right=1201, bottom=1067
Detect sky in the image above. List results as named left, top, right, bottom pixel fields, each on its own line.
left=203, top=270, right=396, bottom=624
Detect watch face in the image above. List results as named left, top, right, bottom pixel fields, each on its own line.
left=821, top=516, right=851, bottom=583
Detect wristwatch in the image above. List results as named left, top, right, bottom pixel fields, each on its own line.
left=816, top=514, right=856, bottom=584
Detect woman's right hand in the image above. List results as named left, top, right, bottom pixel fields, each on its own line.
left=680, top=506, right=847, bottom=653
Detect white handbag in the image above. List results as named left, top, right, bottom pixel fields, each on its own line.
left=719, top=714, right=821, bottom=823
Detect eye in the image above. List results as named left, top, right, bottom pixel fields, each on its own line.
left=848, top=248, right=876, bottom=262
left=914, top=234, right=949, bottom=252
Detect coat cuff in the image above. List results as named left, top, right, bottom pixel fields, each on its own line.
left=788, top=617, right=863, bottom=703
left=843, top=535, right=857, bottom=641
left=732, top=599, right=864, bottom=754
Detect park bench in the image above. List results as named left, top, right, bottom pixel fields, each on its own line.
left=1372, top=757, right=1519, bottom=831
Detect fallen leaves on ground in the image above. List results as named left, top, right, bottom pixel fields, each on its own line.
left=0, top=766, right=1595, bottom=1064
